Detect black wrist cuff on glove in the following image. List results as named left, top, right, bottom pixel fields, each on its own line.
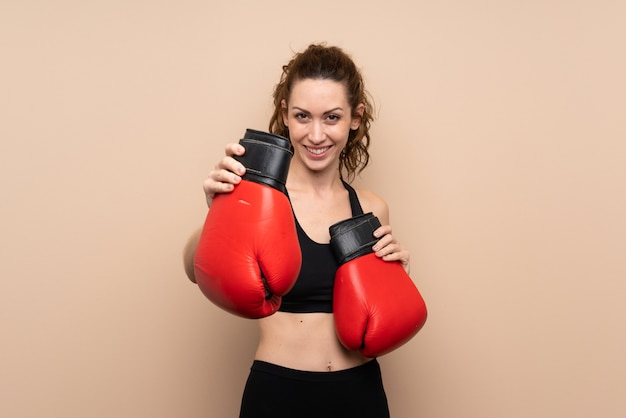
left=329, top=212, right=382, bottom=265
left=234, top=129, right=293, bottom=194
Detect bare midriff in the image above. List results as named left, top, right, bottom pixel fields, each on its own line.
left=255, top=312, right=371, bottom=372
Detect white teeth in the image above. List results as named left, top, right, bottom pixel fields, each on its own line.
left=307, top=147, right=329, bottom=155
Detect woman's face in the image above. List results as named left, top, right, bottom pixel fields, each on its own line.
left=282, top=78, right=362, bottom=174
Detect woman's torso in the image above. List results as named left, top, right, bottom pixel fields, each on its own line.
left=254, top=181, right=371, bottom=372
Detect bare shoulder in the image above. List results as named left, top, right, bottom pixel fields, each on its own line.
left=354, top=188, right=390, bottom=224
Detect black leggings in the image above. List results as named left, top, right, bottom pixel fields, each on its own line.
left=239, top=359, right=390, bottom=418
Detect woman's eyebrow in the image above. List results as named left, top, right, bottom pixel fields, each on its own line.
left=291, top=106, right=344, bottom=114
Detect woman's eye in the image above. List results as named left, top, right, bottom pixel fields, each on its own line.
left=327, top=114, right=340, bottom=121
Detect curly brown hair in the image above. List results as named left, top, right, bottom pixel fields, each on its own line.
left=268, top=44, right=374, bottom=182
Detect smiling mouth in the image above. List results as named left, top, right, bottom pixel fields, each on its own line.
left=306, top=146, right=330, bottom=155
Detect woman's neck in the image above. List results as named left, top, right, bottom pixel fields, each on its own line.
left=286, top=160, right=343, bottom=193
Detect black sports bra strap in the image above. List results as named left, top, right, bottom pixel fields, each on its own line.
left=342, top=180, right=364, bottom=216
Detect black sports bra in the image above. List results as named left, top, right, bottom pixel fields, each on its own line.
left=278, top=181, right=364, bottom=313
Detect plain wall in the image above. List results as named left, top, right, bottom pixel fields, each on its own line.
left=1, top=1, right=624, bottom=417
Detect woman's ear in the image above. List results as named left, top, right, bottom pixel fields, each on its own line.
left=281, top=99, right=288, bottom=126
left=351, top=103, right=365, bottom=130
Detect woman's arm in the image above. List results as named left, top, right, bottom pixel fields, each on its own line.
left=357, top=189, right=411, bottom=274
left=183, top=227, right=202, bottom=283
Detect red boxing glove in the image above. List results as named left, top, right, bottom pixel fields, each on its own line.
left=331, top=213, right=427, bottom=357
left=194, top=129, right=301, bottom=318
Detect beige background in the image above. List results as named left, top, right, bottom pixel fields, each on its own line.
left=1, top=0, right=625, bottom=417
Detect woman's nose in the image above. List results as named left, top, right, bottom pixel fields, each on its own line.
left=308, top=121, right=325, bottom=143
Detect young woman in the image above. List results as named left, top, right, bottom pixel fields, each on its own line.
left=185, top=43, right=411, bottom=418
